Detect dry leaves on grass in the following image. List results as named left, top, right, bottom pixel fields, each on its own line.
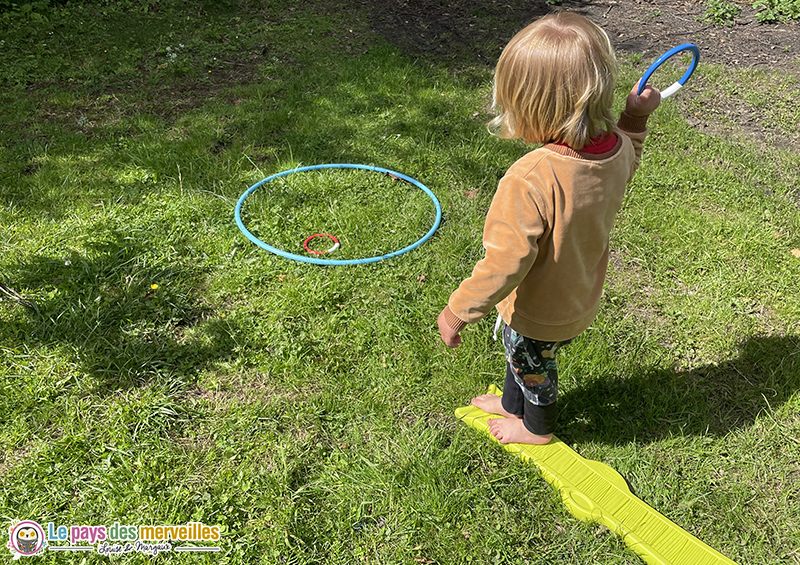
left=791, top=248, right=800, bottom=258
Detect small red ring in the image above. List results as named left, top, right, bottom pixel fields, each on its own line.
left=303, top=233, right=340, bottom=255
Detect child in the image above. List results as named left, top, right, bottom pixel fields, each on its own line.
left=437, top=12, right=661, bottom=445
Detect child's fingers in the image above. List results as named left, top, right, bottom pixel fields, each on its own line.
left=639, top=85, right=661, bottom=111
left=631, top=81, right=654, bottom=97
left=639, top=84, right=659, bottom=97
left=445, top=333, right=462, bottom=348
left=626, top=82, right=661, bottom=116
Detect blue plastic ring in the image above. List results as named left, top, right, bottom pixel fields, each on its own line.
left=235, top=164, right=442, bottom=265
left=637, top=43, right=700, bottom=99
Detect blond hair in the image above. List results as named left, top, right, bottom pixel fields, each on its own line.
left=488, top=12, right=618, bottom=148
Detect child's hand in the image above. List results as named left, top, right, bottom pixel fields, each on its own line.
left=437, top=307, right=462, bottom=348
left=625, top=82, right=661, bottom=117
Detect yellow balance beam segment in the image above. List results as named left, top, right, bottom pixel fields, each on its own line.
left=455, top=385, right=738, bottom=565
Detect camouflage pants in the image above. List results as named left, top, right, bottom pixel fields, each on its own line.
left=500, top=323, right=572, bottom=435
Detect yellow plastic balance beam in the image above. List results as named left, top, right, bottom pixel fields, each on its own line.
left=455, top=385, right=738, bottom=565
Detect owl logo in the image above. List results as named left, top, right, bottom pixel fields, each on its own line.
left=7, top=520, right=46, bottom=558
left=16, top=526, right=38, bottom=553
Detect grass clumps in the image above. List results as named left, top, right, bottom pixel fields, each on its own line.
left=754, top=0, right=800, bottom=21
left=701, top=0, right=800, bottom=24
left=704, top=0, right=742, bottom=25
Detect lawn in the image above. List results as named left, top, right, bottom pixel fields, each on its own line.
left=0, top=1, right=798, bottom=564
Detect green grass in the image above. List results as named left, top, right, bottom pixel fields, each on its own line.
left=1, top=1, right=799, bottom=564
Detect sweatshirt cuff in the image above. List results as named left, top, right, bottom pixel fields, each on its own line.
left=443, top=305, right=468, bottom=333
left=617, top=110, right=649, bottom=133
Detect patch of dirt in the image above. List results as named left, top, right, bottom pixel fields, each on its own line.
left=0, top=444, right=29, bottom=476
left=606, top=247, right=675, bottom=343
left=369, top=0, right=800, bottom=72
left=188, top=373, right=303, bottom=412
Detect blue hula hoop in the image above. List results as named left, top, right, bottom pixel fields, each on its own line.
left=637, top=43, right=700, bottom=99
left=234, top=164, right=442, bottom=266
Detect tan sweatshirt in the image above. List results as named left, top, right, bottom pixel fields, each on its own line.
left=445, top=112, right=649, bottom=342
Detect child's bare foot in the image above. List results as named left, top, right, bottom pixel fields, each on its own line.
left=487, top=417, right=552, bottom=445
left=471, top=394, right=521, bottom=419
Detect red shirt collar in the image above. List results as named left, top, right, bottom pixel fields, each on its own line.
left=554, top=132, right=618, bottom=154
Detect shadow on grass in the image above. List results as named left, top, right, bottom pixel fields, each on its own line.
left=365, top=0, right=647, bottom=68
left=559, top=334, right=800, bottom=444
left=0, top=47, right=498, bottom=220
left=367, top=0, right=551, bottom=67
left=0, top=229, right=237, bottom=392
